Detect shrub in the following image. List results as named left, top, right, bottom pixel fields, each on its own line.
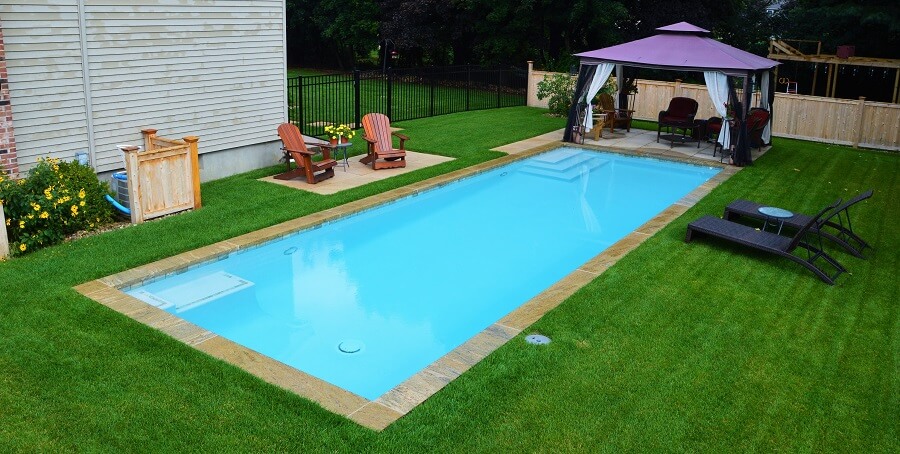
left=537, top=73, right=623, bottom=117
left=0, top=157, right=114, bottom=256
left=536, top=73, right=576, bottom=117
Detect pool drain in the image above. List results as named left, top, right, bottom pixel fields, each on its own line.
left=283, top=246, right=298, bottom=255
left=338, top=340, right=363, bottom=354
left=525, top=334, right=551, bottom=345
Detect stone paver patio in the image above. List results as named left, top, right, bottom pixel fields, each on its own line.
left=260, top=150, right=454, bottom=195
left=495, top=127, right=769, bottom=163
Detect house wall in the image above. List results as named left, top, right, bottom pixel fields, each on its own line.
left=0, top=0, right=287, bottom=179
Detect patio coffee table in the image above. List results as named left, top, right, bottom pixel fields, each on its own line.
left=758, top=206, right=794, bottom=235
left=659, top=133, right=696, bottom=148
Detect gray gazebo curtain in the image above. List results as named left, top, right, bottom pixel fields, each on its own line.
left=563, top=65, right=597, bottom=142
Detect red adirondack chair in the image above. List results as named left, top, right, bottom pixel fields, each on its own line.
left=360, top=113, right=407, bottom=170
left=276, top=123, right=337, bottom=184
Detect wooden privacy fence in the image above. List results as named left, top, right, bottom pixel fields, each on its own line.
left=771, top=95, right=899, bottom=150
left=121, top=129, right=201, bottom=224
left=632, top=81, right=900, bottom=150
left=526, top=66, right=900, bottom=151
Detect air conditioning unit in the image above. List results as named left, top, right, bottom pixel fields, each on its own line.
left=111, top=171, right=129, bottom=209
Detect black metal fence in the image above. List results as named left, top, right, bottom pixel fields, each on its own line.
left=288, top=65, right=527, bottom=138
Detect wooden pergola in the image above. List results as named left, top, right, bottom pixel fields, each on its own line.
left=768, top=39, right=900, bottom=103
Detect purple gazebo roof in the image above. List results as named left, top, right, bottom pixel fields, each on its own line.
left=575, top=22, right=778, bottom=75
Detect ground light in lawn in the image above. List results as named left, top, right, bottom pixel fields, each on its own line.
left=525, top=334, right=552, bottom=345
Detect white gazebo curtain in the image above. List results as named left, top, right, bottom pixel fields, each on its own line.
left=759, top=71, right=772, bottom=144
left=704, top=71, right=731, bottom=150
left=582, top=63, right=615, bottom=130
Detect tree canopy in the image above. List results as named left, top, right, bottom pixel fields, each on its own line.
left=772, top=0, right=900, bottom=59
left=286, top=0, right=900, bottom=70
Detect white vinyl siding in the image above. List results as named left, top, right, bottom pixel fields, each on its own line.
left=2, top=0, right=286, bottom=173
left=2, top=3, right=91, bottom=165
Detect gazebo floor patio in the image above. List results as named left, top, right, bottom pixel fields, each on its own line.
left=494, top=127, right=769, bottom=164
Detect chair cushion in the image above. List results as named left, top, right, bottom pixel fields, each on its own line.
left=660, top=115, right=688, bottom=123
left=665, top=97, right=699, bottom=118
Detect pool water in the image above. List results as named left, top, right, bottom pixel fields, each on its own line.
left=129, top=148, right=719, bottom=399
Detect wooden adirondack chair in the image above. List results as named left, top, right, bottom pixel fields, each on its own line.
left=597, top=93, right=634, bottom=133
left=276, top=123, right=337, bottom=184
left=360, top=113, right=407, bottom=170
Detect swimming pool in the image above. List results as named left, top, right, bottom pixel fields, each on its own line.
left=128, top=147, right=719, bottom=400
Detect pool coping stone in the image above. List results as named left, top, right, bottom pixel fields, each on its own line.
left=75, top=136, right=739, bottom=431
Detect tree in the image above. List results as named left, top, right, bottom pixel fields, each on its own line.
left=286, top=0, right=898, bottom=72
left=716, top=0, right=779, bottom=56
left=312, top=0, right=381, bottom=69
left=465, top=0, right=629, bottom=69
left=378, top=0, right=476, bottom=66
left=286, top=0, right=328, bottom=66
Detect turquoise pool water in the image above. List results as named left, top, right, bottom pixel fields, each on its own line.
left=129, top=148, right=719, bottom=399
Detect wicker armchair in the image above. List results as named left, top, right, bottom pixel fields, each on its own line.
left=657, top=97, right=699, bottom=142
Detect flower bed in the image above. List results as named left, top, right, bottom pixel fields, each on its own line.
left=0, top=158, right=113, bottom=256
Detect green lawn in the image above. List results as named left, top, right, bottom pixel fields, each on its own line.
left=287, top=68, right=338, bottom=78
left=1, top=107, right=897, bottom=451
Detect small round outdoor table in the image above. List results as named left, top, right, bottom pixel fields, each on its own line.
left=758, top=206, right=793, bottom=235
left=332, top=142, right=352, bottom=170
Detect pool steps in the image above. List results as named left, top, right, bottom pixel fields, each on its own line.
left=518, top=151, right=609, bottom=181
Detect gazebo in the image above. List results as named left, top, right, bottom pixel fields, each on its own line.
left=565, top=22, right=780, bottom=166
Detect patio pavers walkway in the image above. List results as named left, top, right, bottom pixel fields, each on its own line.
left=259, top=150, right=454, bottom=195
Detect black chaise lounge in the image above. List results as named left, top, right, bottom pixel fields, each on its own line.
left=685, top=200, right=846, bottom=285
left=723, top=190, right=873, bottom=258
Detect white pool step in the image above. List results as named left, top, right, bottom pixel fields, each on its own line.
left=130, top=271, right=253, bottom=313
left=519, top=150, right=609, bottom=181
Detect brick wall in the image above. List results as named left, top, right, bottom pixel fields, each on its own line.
left=0, top=20, right=19, bottom=178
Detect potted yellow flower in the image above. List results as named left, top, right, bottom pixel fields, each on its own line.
left=324, top=124, right=355, bottom=144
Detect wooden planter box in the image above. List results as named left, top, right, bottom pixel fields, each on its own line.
left=122, top=128, right=201, bottom=224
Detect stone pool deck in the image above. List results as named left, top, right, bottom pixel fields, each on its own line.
left=496, top=127, right=769, bottom=162
left=75, top=130, right=741, bottom=431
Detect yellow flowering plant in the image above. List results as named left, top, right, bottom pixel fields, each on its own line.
left=323, top=123, right=355, bottom=141
left=0, top=156, right=114, bottom=256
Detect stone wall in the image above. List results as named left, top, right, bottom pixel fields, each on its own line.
left=0, top=20, right=18, bottom=177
